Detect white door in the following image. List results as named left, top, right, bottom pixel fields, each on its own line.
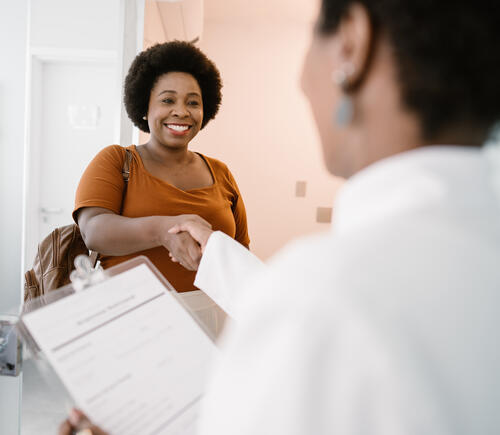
left=25, top=60, right=117, bottom=266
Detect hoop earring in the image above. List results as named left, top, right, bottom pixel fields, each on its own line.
left=332, top=65, right=355, bottom=127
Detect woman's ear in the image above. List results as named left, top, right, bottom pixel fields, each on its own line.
left=336, top=3, right=373, bottom=90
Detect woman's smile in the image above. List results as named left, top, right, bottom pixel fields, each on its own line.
left=164, top=123, right=192, bottom=136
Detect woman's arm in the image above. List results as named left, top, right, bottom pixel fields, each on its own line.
left=78, top=207, right=209, bottom=271
left=78, top=207, right=176, bottom=255
left=226, top=168, right=250, bottom=249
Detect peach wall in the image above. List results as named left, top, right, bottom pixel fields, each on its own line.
left=141, top=0, right=344, bottom=260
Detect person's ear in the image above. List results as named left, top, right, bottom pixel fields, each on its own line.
left=335, top=3, right=373, bottom=90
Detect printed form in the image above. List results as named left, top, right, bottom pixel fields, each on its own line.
left=22, top=263, right=216, bottom=435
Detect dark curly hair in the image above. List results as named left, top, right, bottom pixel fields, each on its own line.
left=124, top=41, right=222, bottom=132
left=317, top=0, right=500, bottom=140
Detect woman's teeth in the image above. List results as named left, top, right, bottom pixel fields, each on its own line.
left=167, top=124, right=189, bottom=132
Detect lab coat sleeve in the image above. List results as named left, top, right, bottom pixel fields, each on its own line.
left=198, top=234, right=454, bottom=435
left=194, top=231, right=265, bottom=318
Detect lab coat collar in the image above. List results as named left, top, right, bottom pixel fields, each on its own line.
left=332, top=145, right=487, bottom=237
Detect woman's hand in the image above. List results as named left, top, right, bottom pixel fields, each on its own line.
left=153, top=214, right=211, bottom=271
left=168, top=216, right=214, bottom=254
left=58, top=409, right=109, bottom=435
left=163, top=231, right=202, bottom=271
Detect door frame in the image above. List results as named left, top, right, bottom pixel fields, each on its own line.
left=21, top=48, right=119, bottom=270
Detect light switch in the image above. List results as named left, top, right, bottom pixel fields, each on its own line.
left=295, top=181, right=307, bottom=197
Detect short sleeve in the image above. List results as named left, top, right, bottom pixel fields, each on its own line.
left=226, top=168, right=250, bottom=249
left=72, top=145, right=126, bottom=223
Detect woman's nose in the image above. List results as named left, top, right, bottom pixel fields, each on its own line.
left=171, top=103, right=189, bottom=117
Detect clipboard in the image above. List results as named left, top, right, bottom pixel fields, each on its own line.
left=17, top=255, right=218, bottom=435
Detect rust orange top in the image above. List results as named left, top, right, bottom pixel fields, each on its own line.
left=73, top=145, right=250, bottom=292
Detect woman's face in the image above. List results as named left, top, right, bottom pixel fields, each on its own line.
left=301, top=31, right=356, bottom=177
left=146, top=71, right=204, bottom=149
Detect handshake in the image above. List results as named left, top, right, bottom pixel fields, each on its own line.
left=163, top=214, right=214, bottom=271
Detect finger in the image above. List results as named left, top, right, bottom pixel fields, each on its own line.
left=58, top=420, right=73, bottom=435
left=173, top=223, right=212, bottom=248
left=168, top=224, right=181, bottom=234
left=179, top=250, right=197, bottom=270
left=168, top=222, right=200, bottom=234
left=67, top=409, right=110, bottom=435
left=191, top=215, right=212, bottom=228
left=187, top=240, right=203, bottom=270
left=88, top=424, right=111, bottom=435
left=69, top=409, right=87, bottom=427
left=187, top=238, right=202, bottom=269
left=176, top=234, right=197, bottom=270
left=177, top=260, right=193, bottom=271
left=74, top=425, right=110, bottom=435
left=187, top=242, right=202, bottom=269
left=68, top=409, right=98, bottom=433
left=167, top=232, right=199, bottom=270
left=180, top=256, right=197, bottom=271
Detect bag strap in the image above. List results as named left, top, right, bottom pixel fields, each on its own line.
left=89, top=251, right=99, bottom=268
left=89, top=149, right=132, bottom=268
left=120, top=149, right=132, bottom=211
left=122, top=149, right=132, bottom=183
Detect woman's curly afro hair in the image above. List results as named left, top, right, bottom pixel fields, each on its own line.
left=124, top=41, right=222, bottom=132
left=317, top=0, right=500, bottom=140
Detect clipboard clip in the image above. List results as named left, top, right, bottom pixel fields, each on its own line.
left=70, top=255, right=106, bottom=292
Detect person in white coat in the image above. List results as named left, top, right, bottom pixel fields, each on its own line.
left=60, top=0, right=500, bottom=434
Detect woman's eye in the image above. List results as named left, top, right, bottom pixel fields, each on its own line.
left=188, top=101, right=199, bottom=106
left=162, top=98, right=174, bottom=104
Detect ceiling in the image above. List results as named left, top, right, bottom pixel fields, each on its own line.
left=143, top=0, right=319, bottom=47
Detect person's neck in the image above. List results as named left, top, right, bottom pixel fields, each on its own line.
left=142, top=138, right=193, bottom=166
left=430, top=125, right=487, bottom=148
left=351, top=119, right=486, bottom=179
left=353, top=108, right=423, bottom=174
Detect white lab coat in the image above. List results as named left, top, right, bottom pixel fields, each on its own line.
left=194, top=146, right=500, bottom=435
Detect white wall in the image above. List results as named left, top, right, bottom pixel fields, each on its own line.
left=196, top=3, right=344, bottom=260
left=0, top=1, right=29, bottom=433
left=0, top=0, right=28, bottom=313
left=30, top=0, right=120, bottom=51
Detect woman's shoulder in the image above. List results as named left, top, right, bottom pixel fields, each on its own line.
left=93, top=144, right=123, bottom=159
left=92, top=145, right=132, bottom=167
left=200, top=154, right=230, bottom=173
left=99, top=144, right=131, bottom=157
left=199, top=153, right=237, bottom=184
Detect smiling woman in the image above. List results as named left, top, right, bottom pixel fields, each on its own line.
left=72, top=41, right=250, bottom=292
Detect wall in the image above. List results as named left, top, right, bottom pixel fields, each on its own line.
left=30, top=0, right=120, bottom=51
left=142, top=0, right=344, bottom=260
left=0, top=1, right=28, bottom=433
left=0, top=0, right=28, bottom=313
